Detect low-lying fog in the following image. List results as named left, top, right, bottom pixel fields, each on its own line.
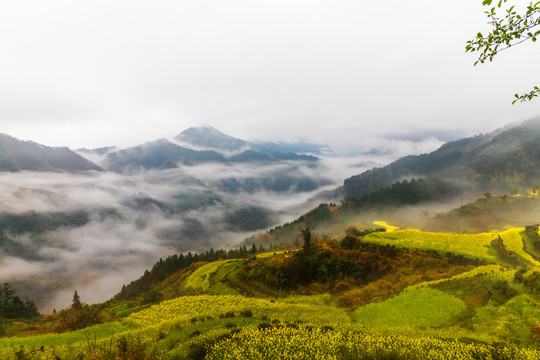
left=0, top=138, right=443, bottom=312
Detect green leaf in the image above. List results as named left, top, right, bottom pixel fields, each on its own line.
left=483, top=0, right=493, bottom=5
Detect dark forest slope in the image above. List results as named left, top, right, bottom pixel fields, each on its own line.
left=344, top=119, right=540, bottom=200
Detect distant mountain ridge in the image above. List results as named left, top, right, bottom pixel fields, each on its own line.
left=104, top=139, right=228, bottom=172
left=343, top=119, right=540, bottom=200
left=175, top=127, right=262, bottom=153
left=103, top=138, right=318, bottom=173
left=0, top=134, right=103, bottom=173
left=104, top=127, right=319, bottom=173
left=0, top=127, right=323, bottom=173
left=176, top=126, right=327, bottom=155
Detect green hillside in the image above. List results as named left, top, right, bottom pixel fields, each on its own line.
left=3, top=217, right=540, bottom=359
left=104, top=139, right=228, bottom=172
left=343, top=119, right=540, bottom=201
left=104, top=137, right=317, bottom=173
left=425, top=194, right=540, bottom=233
left=4, top=122, right=540, bottom=359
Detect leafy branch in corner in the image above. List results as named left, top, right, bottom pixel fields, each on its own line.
left=465, top=0, right=540, bottom=103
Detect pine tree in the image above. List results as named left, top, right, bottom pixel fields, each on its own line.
left=72, top=291, right=82, bottom=310
left=302, top=227, right=312, bottom=250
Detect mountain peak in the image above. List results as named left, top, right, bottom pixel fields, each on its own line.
left=175, top=126, right=252, bottom=152
left=180, top=126, right=228, bottom=137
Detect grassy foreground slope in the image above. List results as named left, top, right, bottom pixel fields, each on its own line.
left=2, top=293, right=539, bottom=360
left=3, top=222, right=540, bottom=359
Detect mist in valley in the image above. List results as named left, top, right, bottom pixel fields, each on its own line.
left=0, top=148, right=414, bottom=312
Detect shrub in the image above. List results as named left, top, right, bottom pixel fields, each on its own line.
left=332, top=280, right=352, bottom=293
left=258, top=322, right=273, bottom=330
left=489, top=280, right=518, bottom=305
left=240, top=309, right=253, bottom=317
left=187, top=343, right=207, bottom=360
left=335, top=289, right=365, bottom=308
left=140, top=290, right=164, bottom=305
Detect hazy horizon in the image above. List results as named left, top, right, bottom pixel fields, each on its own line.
left=1, top=1, right=539, bottom=153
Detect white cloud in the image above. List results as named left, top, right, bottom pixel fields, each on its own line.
left=0, top=1, right=537, bottom=150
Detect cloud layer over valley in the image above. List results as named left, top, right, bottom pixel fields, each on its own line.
left=0, top=152, right=389, bottom=311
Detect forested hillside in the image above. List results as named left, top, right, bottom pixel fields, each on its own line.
left=3, top=219, right=540, bottom=359
left=2, top=122, right=540, bottom=359
left=344, top=120, right=540, bottom=200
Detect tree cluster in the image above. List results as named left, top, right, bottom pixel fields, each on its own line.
left=245, top=229, right=485, bottom=294
left=346, top=178, right=460, bottom=208
left=0, top=283, right=39, bottom=319
left=55, top=291, right=100, bottom=331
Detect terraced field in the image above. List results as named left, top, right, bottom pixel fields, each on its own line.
left=373, top=220, right=399, bottom=232
left=499, top=228, right=540, bottom=266
left=365, top=223, right=540, bottom=266
left=4, top=223, right=540, bottom=359
left=4, top=293, right=538, bottom=360
left=364, top=228, right=497, bottom=261
left=184, top=260, right=235, bottom=292
left=352, top=287, right=467, bottom=327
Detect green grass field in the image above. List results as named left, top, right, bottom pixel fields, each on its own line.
left=4, top=222, right=540, bottom=359
left=209, top=260, right=243, bottom=295
left=256, top=250, right=286, bottom=258
left=184, top=260, right=231, bottom=292
left=352, top=287, right=467, bottom=327
left=2, top=288, right=539, bottom=359
left=499, top=228, right=540, bottom=266
left=404, top=264, right=507, bottom=292
left=367, top=223, right=540, bottom=266
left=364, top=227, right=497, bottom=261
left=373, top=220, right=399, bottom=232
left=0, top=322, right=132, bottom=349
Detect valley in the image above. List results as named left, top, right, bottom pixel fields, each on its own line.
left=1, top=121, right=540, bottom=359
left=3, top=0, right=540, bottom=357
left=1, top=220, right=539, bottom=359
left=0, top=126, right=395, bottom=310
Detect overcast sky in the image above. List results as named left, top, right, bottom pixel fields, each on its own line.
left=1, top=0, right=539, bottom=153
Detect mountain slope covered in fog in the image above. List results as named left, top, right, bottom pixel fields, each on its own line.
left=2, top=123, right=540, bottom=359
left=343, top=119, right=540, bottom=200
left=0, top=134, right=103, bottom=172
left=175, top=126, right=262, bottom=153
left=103, top=129, right=318, bottom=173
left=0, top=132, right=336, bottom=311
left=104, top=139, right=228, bottom=172
left=175, top=126, right=328, bottom=155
